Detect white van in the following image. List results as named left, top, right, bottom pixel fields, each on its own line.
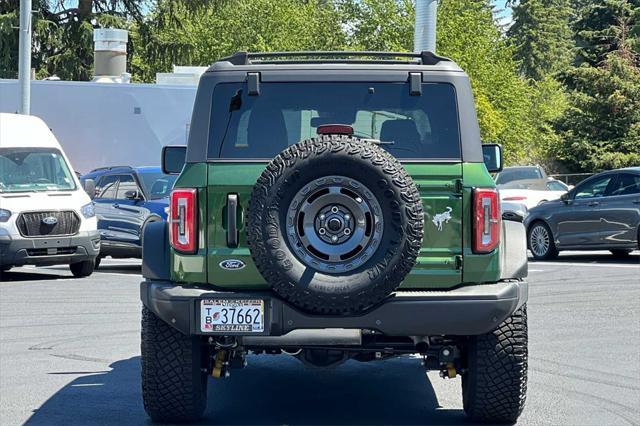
left=0, top=113, right=99, bottom=276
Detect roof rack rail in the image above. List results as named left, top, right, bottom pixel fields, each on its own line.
left=89, top=165, right=134, bottom=173
left=218, top=51, right=450, bottom=66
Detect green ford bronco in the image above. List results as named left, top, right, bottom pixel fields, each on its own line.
left=140, top=51, right=529, bottom=423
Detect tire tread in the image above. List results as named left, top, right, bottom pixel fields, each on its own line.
left=141, top=307, right=207, bottom=422
left=463, top=306, right=528, bottom=423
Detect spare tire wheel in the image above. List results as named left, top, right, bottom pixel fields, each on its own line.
left=247, top=134, right=424, bottom=314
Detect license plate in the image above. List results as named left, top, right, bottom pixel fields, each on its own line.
left=200, top=299, right=264, bottom=333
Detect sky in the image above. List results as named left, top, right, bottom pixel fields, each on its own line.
left=492, top=0, right=514, bottom=25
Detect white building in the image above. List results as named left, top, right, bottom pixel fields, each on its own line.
left=0, top=78, right=197, bottom=174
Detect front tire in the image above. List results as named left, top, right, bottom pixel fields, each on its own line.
left=462, top=306, right=528, bottom=423
left=69, top=259, right=95, bottom=277
left=528, top=222, right=558, bottom=260
left=141, top=307, right=208, bottom=423
left=610, top=249, right=632, bottom=258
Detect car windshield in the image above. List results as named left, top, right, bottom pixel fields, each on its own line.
left=208, top=82, right=461, bottom=159
left=139, top=172, right=177, bottom=199
left=0, top=148, right=76, bottom=193
left=495, top=168, right=542, bottom=185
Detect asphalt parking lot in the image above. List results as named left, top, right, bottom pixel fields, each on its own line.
left=1, top=252, right=639, bottom=426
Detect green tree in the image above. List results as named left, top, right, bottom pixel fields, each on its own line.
left=555, top=1, right=640, bottom=171
left=337, top=0, right=414, bottom=51
left=507, top=0, right=574, bottom=79
left=133, top=0, right=346, bottom=82
left=438, top=0, right=567, bottom=165
left=0, top=0, right=148, bottom=80
left=573, top=0, right=640, bottom=66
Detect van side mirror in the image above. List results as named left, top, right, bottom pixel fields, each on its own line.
left=162, top=145, right=187, bottom=175
left=482, top=143, right=503, bottom=173
left=83, top=179, right=96, bottom=199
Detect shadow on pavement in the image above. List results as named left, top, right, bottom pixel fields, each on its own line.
left=0, top=269, right=70, bottom=281
left=25, top=355, right=466, bottom=425
left=95, top=264, right=142, bottom=275
left=530, top=251, right=640, bottom=265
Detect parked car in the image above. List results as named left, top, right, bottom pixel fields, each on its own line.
left=524, top=167, right=640, bottom=260
left=0, top=113, right=99, bottom=276
left=498, top=178, right=569, bottom=209
left=494, top=165, right=547, bottom=185
left=501, top=200, right=529, bottom=220
left=80, top=166, right=176, bottom=266
left=139, top=51, right=530, bottom=424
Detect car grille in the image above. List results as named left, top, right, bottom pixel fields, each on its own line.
left=27, top=247, right=78, bottom=256
left=17, top=211, right=80, bottom=237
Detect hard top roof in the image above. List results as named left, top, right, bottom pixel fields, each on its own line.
left=82, top=165, right=162, bottom=178
left=206, top=51, right=463, bottom=73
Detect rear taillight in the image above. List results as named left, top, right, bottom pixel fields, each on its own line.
left=503, top=196, right=527, bottom=201
left=169, top=189, right=197, bottom=253
left=473, top=188, right=501, bottom=253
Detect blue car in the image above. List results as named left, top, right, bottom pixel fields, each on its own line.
left=80, top=166, right=177, bottom=267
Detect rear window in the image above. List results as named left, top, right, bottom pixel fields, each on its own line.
left=495, top=168, right=543, bottom=185
left=139, top=172, right=177, bottom=199
left=207, top=82, right=461, bottom=160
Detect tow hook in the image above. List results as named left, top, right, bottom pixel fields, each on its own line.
left=211, top=350, right=229, bottom=379
left=437, top=346, right=459, bottom=379
left=210, top=348, right=247, bottom=379
left=440, top=363, right=457, bottom=379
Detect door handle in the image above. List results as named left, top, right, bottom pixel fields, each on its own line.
left=113, top=203, right=119, bottom=208
left=633, top=200, right=640, bottom=205
left=588, top=201, right=599, bottom=207
left=227, top=194, right=239, bottom=248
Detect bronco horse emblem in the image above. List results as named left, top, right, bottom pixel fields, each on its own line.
left=432, top=207, right=453, bottom=231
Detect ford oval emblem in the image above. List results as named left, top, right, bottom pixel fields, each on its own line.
left=219, top=259, right=246, bottom=271
left=42, top=216, right=58, bottom=226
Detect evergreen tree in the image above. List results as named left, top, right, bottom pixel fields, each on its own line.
left=0, top=0, right=215, bottom=80
left=573, top=0, right=640, bottom=66
left=508, top=0, right=574, bottom=79
left=555, top=0, right=640, bottom=171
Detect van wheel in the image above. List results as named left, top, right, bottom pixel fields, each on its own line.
left=462, top=306, right=528, bottom=423
left=141, top=307, right=208, bottom=422
left=69, top=259, right=95, bottom=277
left=528, top=222, right=558, bottom=260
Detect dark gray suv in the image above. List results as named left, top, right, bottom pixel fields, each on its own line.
left=524, top=167, right=640, bottom=259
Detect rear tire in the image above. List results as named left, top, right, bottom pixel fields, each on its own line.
left=610, top=249, right=632, bottom=258
left=462, top=306, right=528, bottom=423
left=141, top=307, right=208, bottom=423
left=69, top=259, right=94, bottom=277
left=528, top=222, right=558, bottom=260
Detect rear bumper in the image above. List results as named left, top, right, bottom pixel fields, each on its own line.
left=0, top=231, right=100, bottom=267
left=140, top=279, right=528, bottom=337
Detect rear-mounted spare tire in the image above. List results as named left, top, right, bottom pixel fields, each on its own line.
left=247, top=134, right=424, bottom=314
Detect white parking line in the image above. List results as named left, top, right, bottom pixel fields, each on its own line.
left=530, top=261, right=639, bottom=269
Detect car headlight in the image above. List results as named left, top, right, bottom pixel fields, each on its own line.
left=81, top=203, right=95, bottom=219
left=0, top=209, right=11, bottom=223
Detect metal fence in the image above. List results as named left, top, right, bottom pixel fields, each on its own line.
left=550, top=173, right=594, bottom=186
